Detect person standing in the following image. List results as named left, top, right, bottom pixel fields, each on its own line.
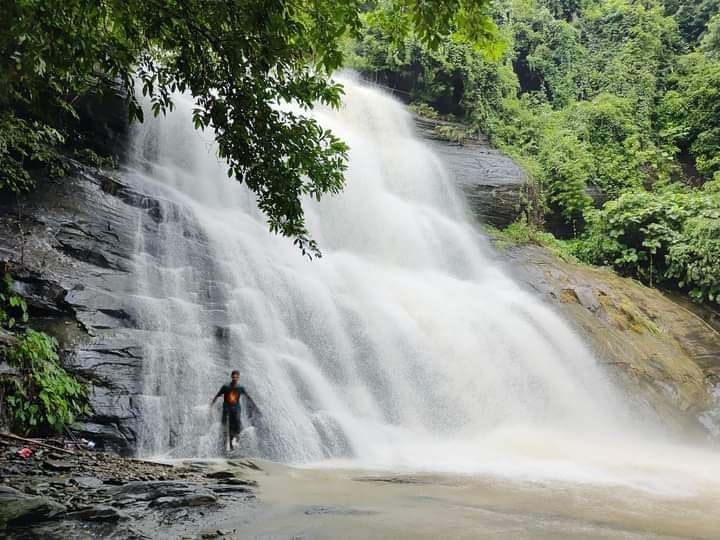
left=210, top=370, right=250, bottom=451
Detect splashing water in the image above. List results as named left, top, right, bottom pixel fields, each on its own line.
left=123, top=76, right=720, bottom=496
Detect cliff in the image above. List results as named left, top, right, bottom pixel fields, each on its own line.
left=422, top=129, right=720, bottom=437
left=502, top=243, right=720, bottom=437
left=0, top=111, right=718, bottom=456
left=0, top=166, right=168, bottom=454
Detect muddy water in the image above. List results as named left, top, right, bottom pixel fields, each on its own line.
left=202, top=461, right=720, bottom=539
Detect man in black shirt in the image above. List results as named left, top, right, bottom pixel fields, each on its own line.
left=210, top=370, right=250, bottom=451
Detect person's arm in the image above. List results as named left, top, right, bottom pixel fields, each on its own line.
left=210, top=386, right=225, bottom=407
left=241, top=387, right=261, bottom=419
left=241, top=386, right=256, bottom=405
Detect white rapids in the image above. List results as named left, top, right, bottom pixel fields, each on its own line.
left=122, top=76, right=720, bottom=498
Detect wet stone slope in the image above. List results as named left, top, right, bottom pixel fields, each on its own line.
left=0, top=165, right=223, bottom=454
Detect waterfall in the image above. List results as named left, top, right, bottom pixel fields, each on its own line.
left=121, top=76, right=681, bottom=482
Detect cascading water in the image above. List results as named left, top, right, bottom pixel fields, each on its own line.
left=121, top=76, right=720, bottom=493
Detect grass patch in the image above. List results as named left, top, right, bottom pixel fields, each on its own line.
left=486, top=220, right=578, bottom=262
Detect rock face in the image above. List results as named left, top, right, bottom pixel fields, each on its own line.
left=413, top=116, right=526, bottom=228
left=0, top=166, right=172, bottom=453
left=413, top=116, right=720, bottom=437
left=0, top=441, right=257, bottom=537
left=0, top=106, right=718, bottom=456
left=0, top=486, right=66, bottom=527
left=501, top=243, right=720, bottom=436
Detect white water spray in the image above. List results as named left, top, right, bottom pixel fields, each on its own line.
left=123, top=77, right=720, bottom=495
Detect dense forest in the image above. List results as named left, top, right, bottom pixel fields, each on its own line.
left=347, top=0, right=720, bottom=305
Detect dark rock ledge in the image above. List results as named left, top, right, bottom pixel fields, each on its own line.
left=413, top=116, right=527, bottom=228
left=0, top=163, right=184, bottom=454
left=0, top=438, right=258, bottom=539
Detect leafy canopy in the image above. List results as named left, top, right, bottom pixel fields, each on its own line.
left=1, top=0, right=497, bottom=256
left=348, top=0, right=720, bottom=304
left=576, top=183, right=720, bottom=303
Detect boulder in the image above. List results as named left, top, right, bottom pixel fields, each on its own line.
left=503, top=243, right=720, bottom=436
left=71, top=476, right=104, bottom=489
left=43, top=459, right=74, bottom=472
left=66, top=504, right=130, bottom=522
left=205, top=470, right=235, bottom=479
left=149, top=492, right=218, bottom=508
left=0, top=486, right=66, bottom=527
left=413, top=116, right=527, bottom=228
left=110, top=480, right=217, bottom=507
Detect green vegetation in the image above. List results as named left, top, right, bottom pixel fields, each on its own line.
left=347, top=0, right=720, bottom=304
left=1, top=0, right=498, bottom=257
left=487, top=220, right=577, bottom=261
left=0, top=273, right=89, bottom=435
left=576, top=182, right=720, bottom=302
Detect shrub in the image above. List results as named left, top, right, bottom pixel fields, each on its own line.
left=490, top=220, right=577, bottom=261
left=434, top=124, right=472, bottom=143
left=5, top=330, right=90, bottom=434
left=408, top=102, right=440, bottom=119
left=575, top=184, right=720, bottom=301
left=666, top=212, right=720, bottom=302
left=1, top=273, right=89, bottom=434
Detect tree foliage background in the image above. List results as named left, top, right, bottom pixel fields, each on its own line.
left=347, top=0, right=720, bottom=304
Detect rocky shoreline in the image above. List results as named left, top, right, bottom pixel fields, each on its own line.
left=0, top=435, right=257, bottom=539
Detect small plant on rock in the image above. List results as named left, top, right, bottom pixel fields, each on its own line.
left=1, top=272, right=90, bottom=435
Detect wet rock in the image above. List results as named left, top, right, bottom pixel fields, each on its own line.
left=103, top=478, right=125, bottom=486
left=208, top=484, right=252, bottom=494
left=201, top=531, right=226, bottom=539
left=172, top=508, right=190, bottom=520
left=72, top=476, right=104, bottom=489
left=70, top=421, right=133, bottom=454
left=0, top=486, right=66, bottom=527
left=187, top=461, right=213, bottom=468
left=43, top=459, right=74, bottom=472
left=110, top=480, right=217, bottom=505
left=205, top=470, right=235, bottom=479
left=503, top=243, right=720, bottom=436
left=0, top=448, right=255, bottom=538
left=149, top=490, right=217, bottom=508
left=566, top=286, right=603, bottom=314
left=413, top=116, right=526, bottom=228
left=0, top=168, right=148, bottom=454
left=354, top=475, right=433, bottom=485
left=219, top=478, right=257, bottom=487
left=66, top=504, right=130, bottom=522
left=1, top=465, right=22, bottom=476
left=200, top=529, right=234, bottom=538
left=226, top=460, right=262, bottom=471
left=50, top=481, right=71, bottom=490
